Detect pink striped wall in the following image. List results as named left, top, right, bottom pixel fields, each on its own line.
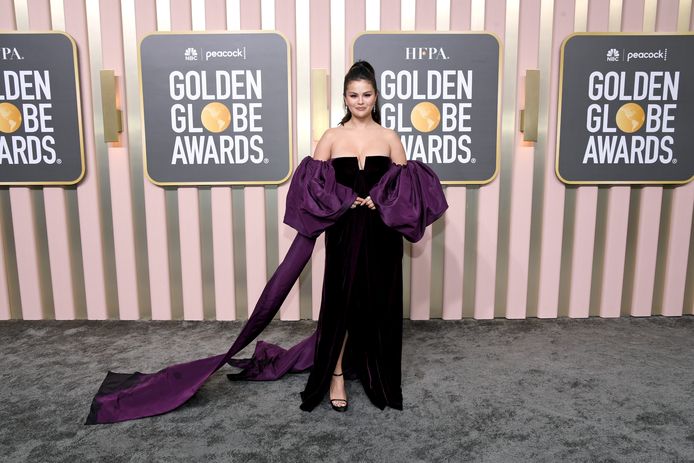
left=0, top=0, right=692, bottom=321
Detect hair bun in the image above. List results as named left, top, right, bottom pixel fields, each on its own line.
left=351, top=60, right=375, bottom=76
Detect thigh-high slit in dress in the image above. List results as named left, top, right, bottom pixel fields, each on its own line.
left=299, top=155, right=404, bottom=411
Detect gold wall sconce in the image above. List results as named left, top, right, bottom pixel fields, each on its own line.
left=519, top=69, right=539, bottom=142
left=100, top=70, right=123, bottom=143
left=311, top=68, right=329, bottom=143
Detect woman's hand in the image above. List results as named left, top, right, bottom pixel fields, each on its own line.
left=353, top=196, right=376, bottom=210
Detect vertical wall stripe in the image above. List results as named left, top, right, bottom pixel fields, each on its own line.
left=84, top=0, right=119, bottom=319
left=366, top=0, right=380, bottom=30
left=652, top=0, right=686, bottom=316
left=330, top=0, right=345, bottom=128
left=622, top=0, right=658, bottom=317
left=67, top=0, right=112, bottom=319
left=49, top=0, right=64, bottom=30
left=401, top=0, right=415, bottom=30
left=227, top=0, right=240, bottom=29
left=660, top=185, right=694, bottom=315
left=227, top=1, right=245, bottom=320
left=28, top=0, right=78, bottom=321
left=168, top=0, right=204, bottom=320
left=494, top=0, right=522, bottom=318
left=194, top=0, right=217, bottom=320
left=52, top=0, right=87, bottom=321
left=100, top=0, right=150, bottom=320
left=472, top=0, right=503, bottom=320
left=409, top=0, right=433, bottom=320
left=443, top=0, right=468, bottom=320
left=440, top=0, right=467, bottom=321
left=260, top=0, right=280, bottom=322
left=442, top=187, right=465, bottom=319
left=502, top=0, right=541, bottom=319
left=592, top=0, right=628, bottom=319
left=643, top=0, right=657, bottom=30
left=677, top=0, right=692, bottom=30
left=567, top=0, right=609, bottom=319
left=310, top=0, right=330, bottom=320
left=462, top=0, right=486, bottom=319
left=242, top=0, right=267, bottom=318
left=13, top=0, right=26, bottom=28
left=295, top=0, right=312, bottom=320
left=111, top=2, right=152, bottom=319
left=428, top=0, right=450, bottom=319
left=158, top=0, right=183, bottom=320
left=204, top=0, right=235, bottom=321
left=436, top=0, right=450, bottom=31
left=470, top=0, right=485, bottom=30
left=17, top=2, right=57, bottom=318
left=97, top=1, right=138, bottom=320
left=532, top=0, right=565, bottom=318
left=608, top=0, right=623, bottom=30
left=278, top=0, right=306, bottom=321
left=11, top=0, right=53, bottom=320
left=385, top=0, right=411, bottom=318
left=156, top=0, right=171, bottom=30
left=130, top=0, right=173, bottom=320
left=232, top=186, right=248, bottom=318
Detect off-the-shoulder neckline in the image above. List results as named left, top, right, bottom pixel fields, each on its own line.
left=306, top=156, right=407, bottom=168
left=331, top=155, right=392, bottom=171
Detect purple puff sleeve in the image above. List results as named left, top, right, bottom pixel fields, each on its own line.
left=369, top=160, right=448, bottom=243
left=284, top=156, right=357, bottom=238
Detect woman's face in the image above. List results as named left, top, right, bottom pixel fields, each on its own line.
left=344, top=79, right=377, bottom=117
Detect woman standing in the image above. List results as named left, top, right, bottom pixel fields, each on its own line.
left=85, top=61, right=447, bottom=424
left=299, top=60, right=408, bottom=412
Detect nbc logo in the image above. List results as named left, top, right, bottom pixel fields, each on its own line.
left=184, top=47, right=198, bottom=61
left=606, top=48, right=620, bottom=62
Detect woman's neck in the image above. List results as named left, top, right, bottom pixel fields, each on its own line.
left=345, top=116, right=376, bottom=129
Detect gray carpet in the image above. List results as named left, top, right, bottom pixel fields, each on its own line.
left=1, top=316, right=694, bottom=462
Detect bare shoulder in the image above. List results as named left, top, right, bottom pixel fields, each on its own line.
left=382, top=127, right=407, bottom=165
left=312, top=128, right=338, bottom=161
left=380, top=126, right=398, bottom=139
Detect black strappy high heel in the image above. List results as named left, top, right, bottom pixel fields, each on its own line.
left=330, top=372, right=348, bottom=412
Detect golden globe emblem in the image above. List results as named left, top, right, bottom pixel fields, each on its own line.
left=410, top=102, right=440, bottom=133
left=0, top=102, right=22, bottom=134
left=201, top=102, right=231, bottom=133
left=615, top=102, right=645, bottom=133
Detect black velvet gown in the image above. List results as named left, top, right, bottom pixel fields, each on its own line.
left=299, top=155, right=404, bottom=411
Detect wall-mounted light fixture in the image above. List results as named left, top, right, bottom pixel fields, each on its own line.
left=519, top=69, right=539, bottom=142
left=100, top=70, right=123, bottom=143
left=311, top=69, right=329, bottom=142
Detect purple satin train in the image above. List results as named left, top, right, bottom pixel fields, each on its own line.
left=85, top=157, right=447, bottom=424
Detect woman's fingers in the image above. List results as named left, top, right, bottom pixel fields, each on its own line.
left=363, top=195, right=376, bottom=210
left=351, top=196, right=375, bottom=210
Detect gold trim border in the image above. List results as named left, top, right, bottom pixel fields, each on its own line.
left=0, top=31, right=86, bottom=187
left=137, top=30, right=294, bottom=187
left=350, top=30, right=504, bottom=185
left=555, top=32, right=694, bottom=186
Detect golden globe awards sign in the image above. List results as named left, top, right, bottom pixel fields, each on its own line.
left=0, top=32, right=85, bottom=185
left=557, top=33, right=694, bottom=184
left=140, top=32, right=291, bottom=185
left=353, top=32, right=501, bottom=184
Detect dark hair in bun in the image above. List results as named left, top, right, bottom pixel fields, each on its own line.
left=339, top=59, right=381, bottom=126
